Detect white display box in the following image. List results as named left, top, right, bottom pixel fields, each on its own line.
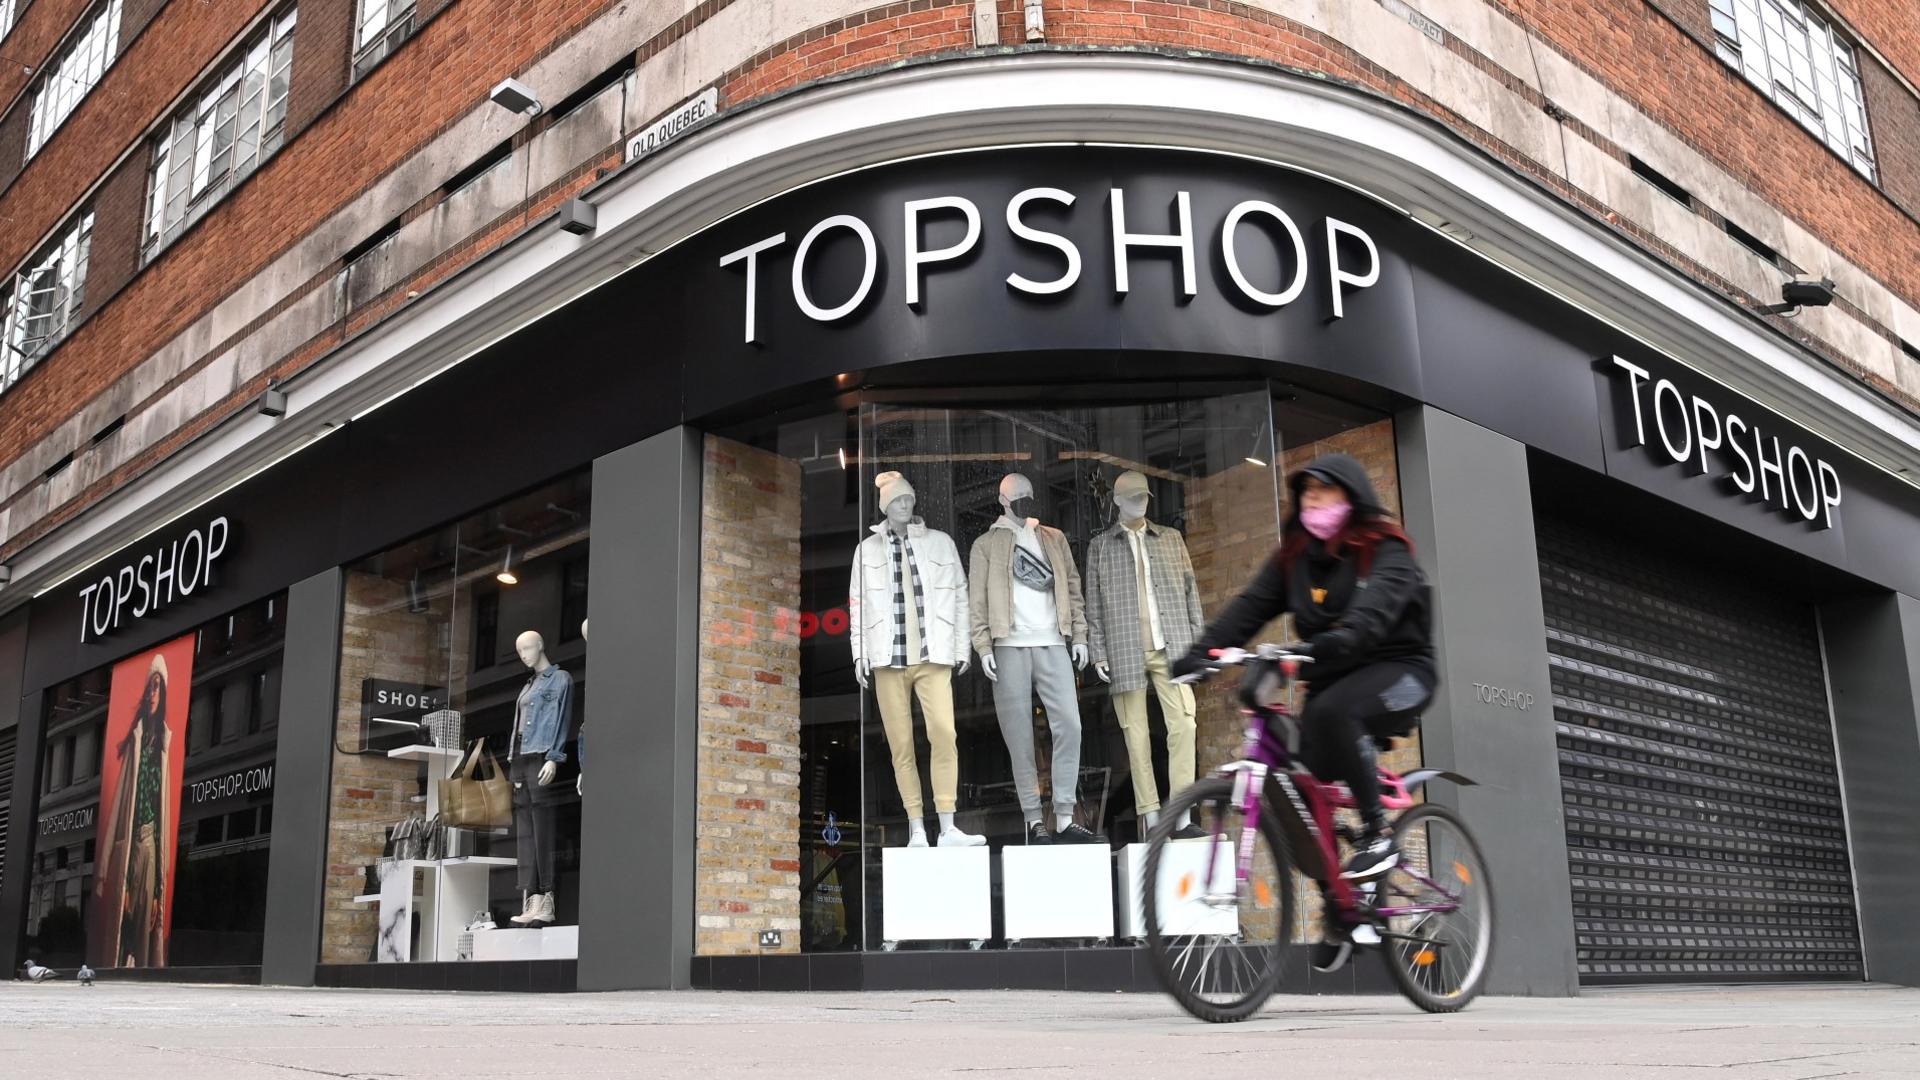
left=1115, top=840, right=1240, bottom=940
left=1001, top=844, right=1115, bottom=942
left=471, top=924, right=580, bottom=961
left=880, top=846, right=991, bottom=947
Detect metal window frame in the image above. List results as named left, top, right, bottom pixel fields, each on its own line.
left=23, top=0, right=125, bottom=161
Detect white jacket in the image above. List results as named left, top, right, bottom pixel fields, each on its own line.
left=849, top=520, right=970, bottom=668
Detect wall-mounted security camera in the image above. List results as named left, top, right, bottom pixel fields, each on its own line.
left=489, top=78, right=542, bottom=117
left=1757, top=275, right=1836, bottom=316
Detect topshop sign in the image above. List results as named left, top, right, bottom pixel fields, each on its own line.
left=1610, top=357, right=1841, bottom=530
left=76, top=516, right=233, bottom=643
left=719, top=187, right=1382, bottom=343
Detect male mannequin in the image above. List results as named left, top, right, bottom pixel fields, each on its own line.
left=850, top=472, right=985, bottom=848
left=968, top=473, right=1098, bottom=844
left=507, top=630, right=572, bottom=925
left=1085, top=471, right=1207, bottom=839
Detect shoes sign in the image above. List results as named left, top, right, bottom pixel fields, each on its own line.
left=626, top=86, right=718, bottom=164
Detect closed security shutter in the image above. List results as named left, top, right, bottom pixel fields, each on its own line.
left=0, top=728, right=13, bottom=894
left=1537, top=517, right=1861, bottom=985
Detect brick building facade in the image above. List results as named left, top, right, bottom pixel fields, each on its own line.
left=2, top=1, right=1920, bottom=997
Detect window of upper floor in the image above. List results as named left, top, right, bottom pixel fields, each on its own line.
left=142, top=7, right=297, bottom=264
left=1, top=209, right=94, bottom=391
left=24, top=0, right=124, bottom=160
left=353, top=0, right=417, bottom=82
left=1709, top=0, right=1876, bottom=179
left=1, top=0, right=18, bottom=41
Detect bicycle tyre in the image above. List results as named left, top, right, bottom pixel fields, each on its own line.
left=1376, top=803, right=1494, bottom=1013
left=1144, top=775, right=1296, bottom=1023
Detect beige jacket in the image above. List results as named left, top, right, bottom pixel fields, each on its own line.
left=967, top=518, right=1088, bottom=659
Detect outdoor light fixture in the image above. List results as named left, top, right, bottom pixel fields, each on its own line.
left=1756, top=275, right=1837, bottom=317
left=497, top=546, right=519, bottom=585
left=258, top=385, right=288, bottom=417
left=558, top=198, right=597, bottom=235
left=490, top=78, right=542, bottom=117
left=0, top=564, right=11, bottom=586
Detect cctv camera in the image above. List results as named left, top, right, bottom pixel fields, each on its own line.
left=1780, top=276, right=1836, bottom=308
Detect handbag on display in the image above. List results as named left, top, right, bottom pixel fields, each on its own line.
left=423, top=708, right=464, bottom=750
left=440, top=739, right=512, bottom=830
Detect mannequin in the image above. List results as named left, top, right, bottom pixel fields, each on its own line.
left=508, top=630, right=573, bottom=925
left=968, top=473, right=1098, bottom=845
left=849, top=472, right=985, bottom=848
left=1085, top=471, right=1207, bottom=840
left=576, top=618, right=587, bottom=796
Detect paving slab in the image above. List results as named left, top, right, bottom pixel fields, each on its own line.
left=1, top=981, right=1915, bottom=1078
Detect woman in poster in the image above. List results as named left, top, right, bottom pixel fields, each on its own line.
left=94, top=653, right=176, bottom=968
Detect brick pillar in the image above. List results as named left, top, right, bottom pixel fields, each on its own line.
left=694, top=436, right=803, bottom=955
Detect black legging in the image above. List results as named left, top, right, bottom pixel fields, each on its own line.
left=1298, top=661, right=1435, bottom=830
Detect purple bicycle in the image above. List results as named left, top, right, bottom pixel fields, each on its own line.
left=1143, top=644, right=1493, bottom=1020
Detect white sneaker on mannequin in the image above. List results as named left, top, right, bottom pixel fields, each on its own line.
left=509, top=889, right=537, bottom=925
left=907, top=820, right=930, bottom=848
left=937, top=827, right=986, bottom=848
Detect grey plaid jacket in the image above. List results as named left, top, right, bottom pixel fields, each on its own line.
left=1084, top=521, right=1206, bottom=694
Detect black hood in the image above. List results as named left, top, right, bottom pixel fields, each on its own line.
left=1287, top=452, right=1389, bottom=520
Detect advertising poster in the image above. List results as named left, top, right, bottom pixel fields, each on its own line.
left=88, top=634, right=196, bottom=968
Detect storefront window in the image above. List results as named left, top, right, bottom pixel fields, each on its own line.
left=696, top=381, right=1405, bottom=956
left=321, top=471, right=589, bottom=965
left=23, top=591, right=287, bottom=970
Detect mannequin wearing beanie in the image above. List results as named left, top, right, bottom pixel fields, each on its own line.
left=968, top=473, right=1099, bottom=845
left=849, top=472, right=984, bottom=848
left=1085, top=471, right=1206, bottom=840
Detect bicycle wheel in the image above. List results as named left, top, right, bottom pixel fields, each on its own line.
left=1375, top=803, right=1493, bottom=1013
left=1144, top=775, right=1296, bottom=1023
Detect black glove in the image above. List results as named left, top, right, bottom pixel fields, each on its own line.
left=1170, top=649, right=1211, bottom=680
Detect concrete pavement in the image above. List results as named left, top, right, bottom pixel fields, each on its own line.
left=2, top=981, right=1916, bottom=1078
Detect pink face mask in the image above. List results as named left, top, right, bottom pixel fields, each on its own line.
left=1300, top=501, right=1352, bottom=541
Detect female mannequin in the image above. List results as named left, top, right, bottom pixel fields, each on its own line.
left=508, top=630, right=572, bottom=925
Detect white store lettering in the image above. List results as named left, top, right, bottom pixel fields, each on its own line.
left=1611, top=357, right=1841, bottom=529
left=77, top=516, right=232, bottom=643
left=720, top=186, right=1381, bottom=344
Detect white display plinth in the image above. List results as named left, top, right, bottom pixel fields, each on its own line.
left=1116, top=840, right=1240, bottom=940
left=880, top=846, right=991, bottom=948
left=471, top=924, right=579, bottom=961
left=359, top=856, right=516, bottom=962
left=1001, top=845, right=1115, bottom=942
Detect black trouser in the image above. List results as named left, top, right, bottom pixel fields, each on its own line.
left=511, top=754, right=559, bottom=893
left=1298, top=661, right=1435, bottom=832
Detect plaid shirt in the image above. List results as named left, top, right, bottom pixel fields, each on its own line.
left=1085, top=521, right=1206, bottom=693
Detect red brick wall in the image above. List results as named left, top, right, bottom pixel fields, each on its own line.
left=286, top=0, right=354, bottom=139
left=1859, top=50, right=1920, bottom=221
left=1829, top=0, right=1920, bottom=86
left=76, top=156, right=147, bottom=326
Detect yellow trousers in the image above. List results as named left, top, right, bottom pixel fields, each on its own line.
left=1113, top=649, right=1197, bottom=814
left=873, top=663, right=958, bottom=815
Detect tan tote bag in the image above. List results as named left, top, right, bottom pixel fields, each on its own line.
left=440, top=739, right=512, bottom=831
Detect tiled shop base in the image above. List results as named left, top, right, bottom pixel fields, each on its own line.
left=315, top=960, right=578, bottom=992
left=692, top=946, right=1399, bottom=995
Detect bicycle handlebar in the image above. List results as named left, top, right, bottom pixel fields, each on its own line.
left=1171, top=643, right=1314, bottom=685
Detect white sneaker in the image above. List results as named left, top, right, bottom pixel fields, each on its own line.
left=907, top=828, right=930, bottom=849
left=1350, top=925, right=1381, bottom=947
left=509, top=892, right=537, bottom=925
left=531, top=892, right=556, bottom=924
left=937, top=827, right=986, bottom=848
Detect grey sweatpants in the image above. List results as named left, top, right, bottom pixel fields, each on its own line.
left=990, top=644, right=1083, bottom=820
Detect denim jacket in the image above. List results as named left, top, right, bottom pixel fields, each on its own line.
left=514, top=665, right=575, bottom=762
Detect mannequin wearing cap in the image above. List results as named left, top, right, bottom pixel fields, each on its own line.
left=849, top=471, right=984, bottom=848
left=1085, top=471, right=1207, bottom=840
left=508, top=630, right=573, bottom=926
left=968, top=473, right=1098, bottom=844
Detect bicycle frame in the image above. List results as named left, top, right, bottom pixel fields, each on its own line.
left=1199, top=654, right=1471, bottom=930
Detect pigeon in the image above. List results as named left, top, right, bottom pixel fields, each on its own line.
left=78, top=964, right=95, bottom=987
left=23, top=959, right=59, bottom=982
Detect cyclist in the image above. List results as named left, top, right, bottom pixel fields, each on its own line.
left=1172, top=452, right=1435, bottom=885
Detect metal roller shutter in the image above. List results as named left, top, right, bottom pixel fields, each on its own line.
left=1536, top=516, right=1862, bottom=985
left=0, top=729, right=12, bottom=895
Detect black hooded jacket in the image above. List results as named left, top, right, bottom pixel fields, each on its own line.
left=1191, top=453, right=1435, bottom=681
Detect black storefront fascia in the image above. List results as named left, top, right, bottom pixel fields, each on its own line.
left=3, top=145, right=1918, bottom=992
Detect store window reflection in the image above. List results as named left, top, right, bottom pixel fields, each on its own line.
left=697, top=382, right=1401, bottom=957
left=23, top=592, right=286, bottom=971
left=322, top=472, right=589, bottom=965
